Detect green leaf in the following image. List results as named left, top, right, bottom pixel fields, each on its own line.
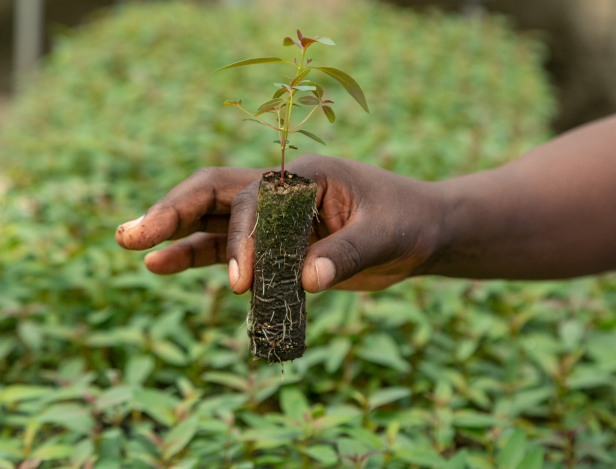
left=213, top=57, right=289, bottom=73
left=515, top=448, right=544, bottom=469
left=298, top=96, right=320, bottom=106
left=301, top=445, right=338, bottom=466
left=443, top=450, right=467, bottom=469
left=202, top=372, right=248, bottom=391
left=32, top=444, right=73, bottom=461
left=0, top=385, right=51, bottom=404
left=497, top=429, right=526, bottom=469
left=322, top=105, right=335, bottom=123
left=292, top=85, right=316, bottom=91
left=311, top=66, right=369, bottom=112
left=152, top=340, right=186, bottom=366
left=453, top=410, right=498, bottom=428
left=125, top=354, right=155, bottom=386
left=291, top=69, right=311, bottom=86
left=163, top=416, right=198, bottom=460
left=280, top=387, right=309, bottom=422
left=272, top=88, right=287, bottom=99
left=307, top=82, right=324, bottom=99
left=396, top=447, right=445, bottom=467
left=257, top=98, right=286, bottom=112
left=356, top=333, right=410, bottom=373
left=368, top=387, right=411, bottom=410
left=325, top=337, right=351, bottom=373
left=296, top=130, right=326, bottom=145
left=0, top=458, right=15, bottom=469
left=315, top=37, right=335, bottom=46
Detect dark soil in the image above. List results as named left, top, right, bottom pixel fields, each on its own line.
left=247, top=171, right=317, bottom=363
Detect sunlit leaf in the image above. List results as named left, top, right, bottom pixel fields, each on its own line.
left=311, top=66, right=369, bottom=112
left=297, top=96, right=320, bottom=106
left=296, top=130, right=326, bottom=145
left=322, top=105, right=335, bottom=123
left=213, top=57, right=290, bottom=73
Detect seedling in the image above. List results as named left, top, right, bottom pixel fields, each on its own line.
left=214, top=29, right=369, bottom=180
left=215, top=30, right=369, bottom=363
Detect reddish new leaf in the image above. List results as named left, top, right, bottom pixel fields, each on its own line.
left=213, top=57, right=290, bottom=74
left=322, top=105, right=336, bottom=123
left=311, top=66, right=369, bottom=113
left=283, top=37, right=301, bottom=48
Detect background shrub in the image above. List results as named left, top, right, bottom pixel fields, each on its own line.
left=1, top=1, right=614, bottom=468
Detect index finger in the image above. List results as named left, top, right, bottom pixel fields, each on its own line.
left=116, top=167, right=261, bottom=251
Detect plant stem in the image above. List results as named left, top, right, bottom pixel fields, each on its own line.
left=237, top=106, right=282, bottom=131
left=289, top=105, right=319, bottom=131
left=279, top=48, right=306, bottom=180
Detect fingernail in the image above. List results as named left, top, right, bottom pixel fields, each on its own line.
left=314, top=257, right=335, bottom=292
left=228, top=258, right=240, bottom=291
left=126, top=215, right=145, bottom=229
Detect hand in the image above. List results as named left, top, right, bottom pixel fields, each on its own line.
left=115, top=154, right=444, bottom=292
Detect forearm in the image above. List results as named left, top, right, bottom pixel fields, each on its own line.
left=426, top=114, right=616, bottom=279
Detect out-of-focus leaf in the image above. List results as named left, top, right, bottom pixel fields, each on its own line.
left=356, top=333, right=410, bottom=373
left=162, top=416, right=198, bottom=460
left=223, top=100, right=242, bottom=107
left=257, top=98, right=286, bottom=112
left=291, top=69, right=311, bottom=87
left=125, top=354, right=155, bottom=386
left=368, top=387, right=411, bottom=410
left=272, top=88, right=287, bottom=99
left=325, top=337, right=351, bottom=373
left=301, top=445, right=338, bottom=466
left=297, top=96, right=320, bottom=106
left=296, top=130, right=326, bottom=145
left=0, top=386, right=51, bottom=404
left=453, top=410, right=498, bottom=428
left=514, top=447, right=543, bottom=469
left=497, top=429, right=526, bottom=469
left=202, top=372, right=248, bottom=392
left=311, top=66, right=369, bottom=112
left=31, top=445, right=72, bottom=461
left=395, top=447, right=445, bottom=467
left=280, top=387, right=309, bottom=422
left=443, top=450, right=467, bottom=469
left=152, top=340, right=187, bottom=366
left=322, top=105, right=335, bottom=123
left=283, top=37, right=300, bottom=48
left=214, top=57, right=290, bottom=73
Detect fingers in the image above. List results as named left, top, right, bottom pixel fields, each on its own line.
left=144, top=232, right=227, bottom=275
left=226, top=180, right=259, bottom=294
left=116, top=167, right=260, bottom=251
left=301, top=218, right=379, bottom=293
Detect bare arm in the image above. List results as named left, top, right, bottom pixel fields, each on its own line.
left=428, top=114, right=616, bottom=279
left=116, top=115, right=616, bottom=291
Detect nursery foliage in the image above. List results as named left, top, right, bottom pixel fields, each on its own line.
left=1, top=1, right=614, bottom=468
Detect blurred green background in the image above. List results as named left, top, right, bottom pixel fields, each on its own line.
left=1, top=1, right=615, bottom=468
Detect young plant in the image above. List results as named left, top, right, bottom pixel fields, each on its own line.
left=214, top=29, right=369, bottom=180
left=215, top=30, right=369, bottom=363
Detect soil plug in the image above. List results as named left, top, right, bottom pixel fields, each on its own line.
left=214, top=30, right=369, bottom=362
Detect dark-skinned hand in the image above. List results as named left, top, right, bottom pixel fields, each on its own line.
left=115, top=154, right=442, bottom=293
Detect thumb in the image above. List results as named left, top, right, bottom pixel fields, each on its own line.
left=302, top=220, right=376, bottom=293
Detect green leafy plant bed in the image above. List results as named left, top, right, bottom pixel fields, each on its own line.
left=3, top=1, right=614, bottom=468
left=250, top=171, right=317, bottom=362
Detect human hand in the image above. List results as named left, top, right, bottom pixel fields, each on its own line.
left=115, top=154, right=444, bottom=293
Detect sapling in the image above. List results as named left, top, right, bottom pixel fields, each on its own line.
left=215, top=30, right=369, bottom=363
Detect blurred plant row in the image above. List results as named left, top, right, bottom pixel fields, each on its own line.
left=1, top=1, right=613, bottom=468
